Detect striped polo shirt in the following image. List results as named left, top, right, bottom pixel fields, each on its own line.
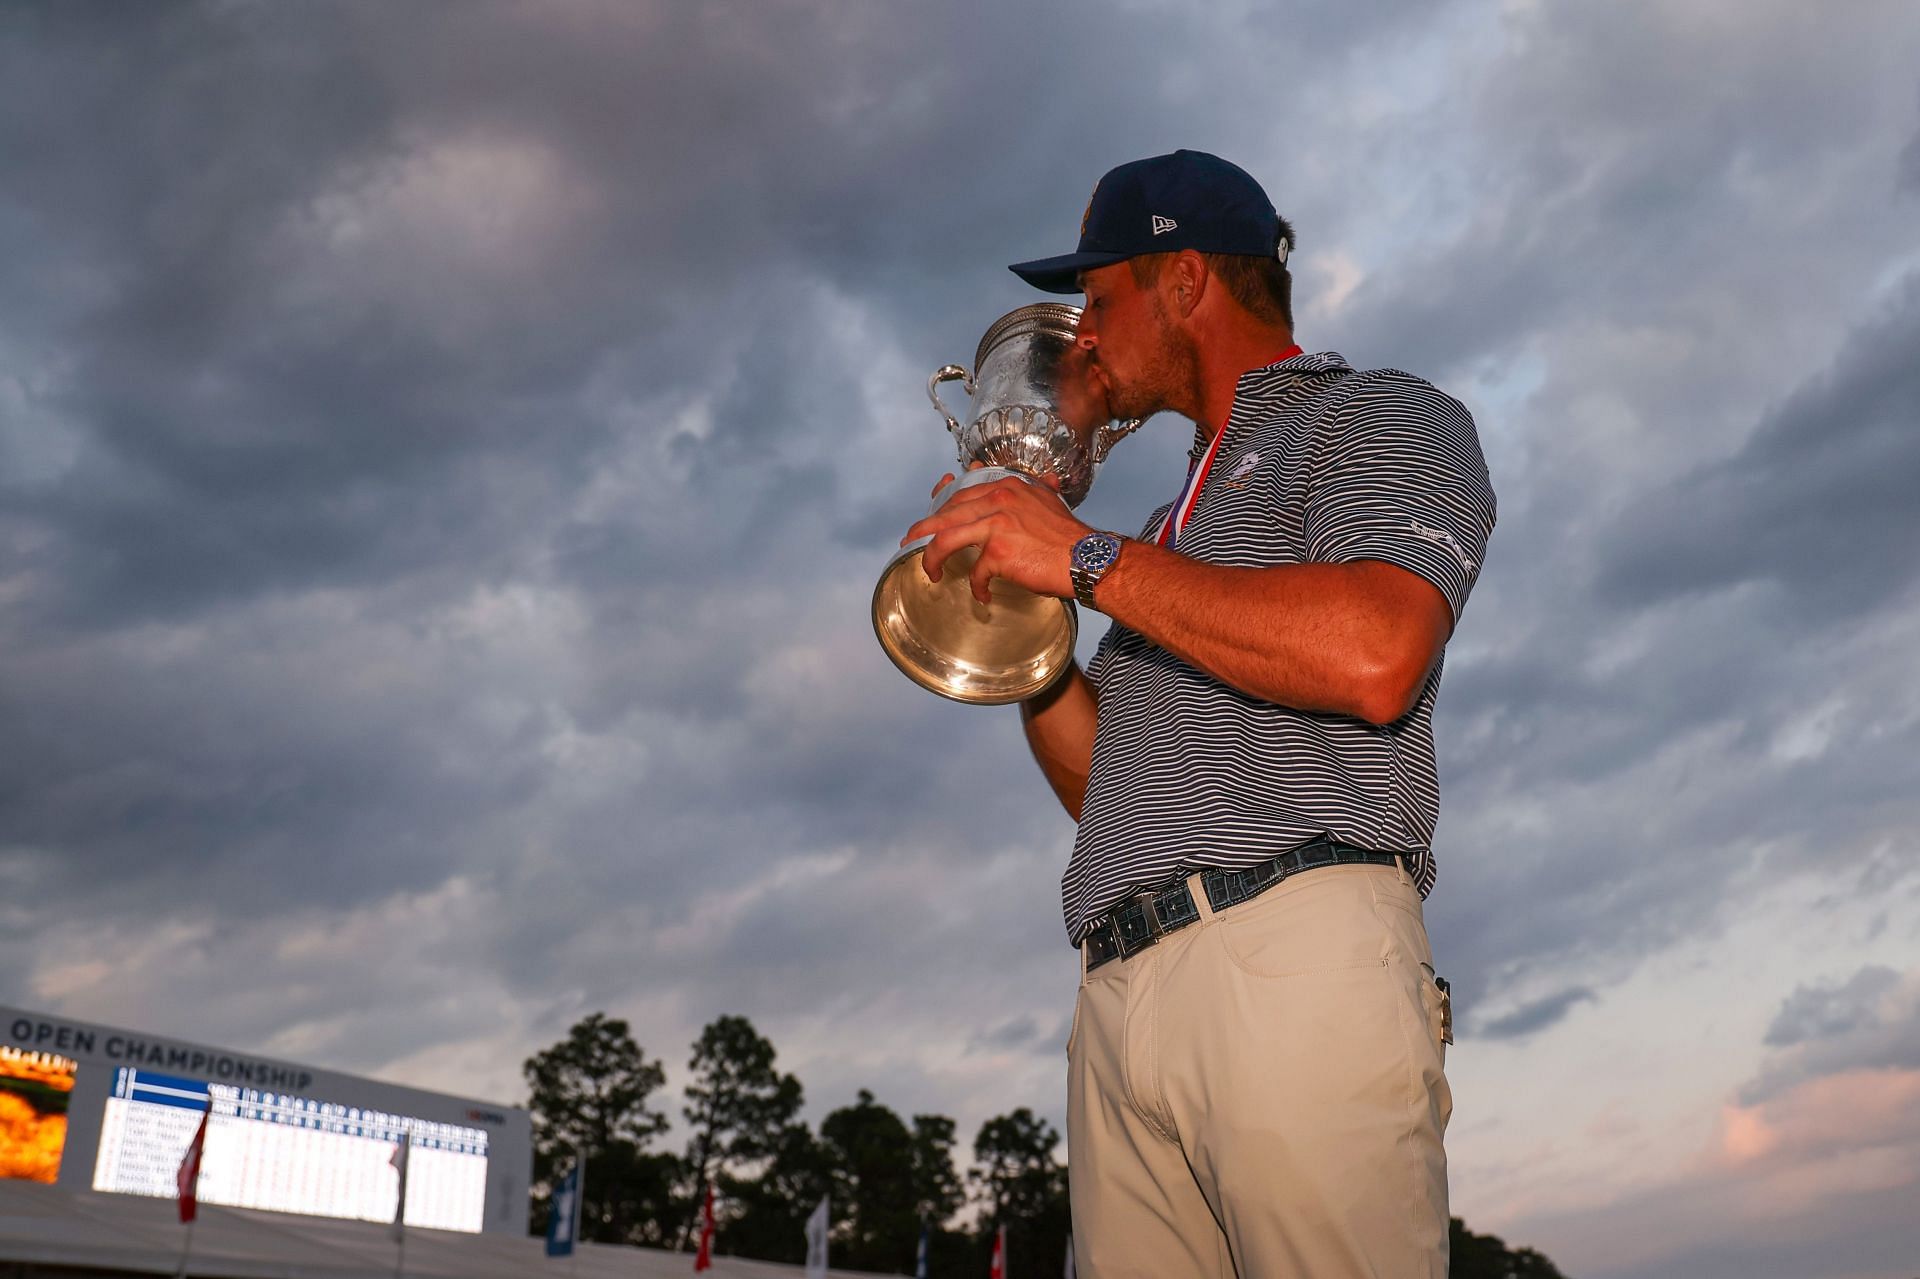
left=1067, top=350, right=1497, bottom=943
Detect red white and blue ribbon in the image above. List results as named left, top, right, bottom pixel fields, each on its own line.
left=1155, top=346, right=1302, bottom=550
left=1155, top=422, right=1229, bottom=550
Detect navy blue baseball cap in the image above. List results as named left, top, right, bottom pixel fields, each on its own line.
left=1008, top=150, right=1288, bottom=294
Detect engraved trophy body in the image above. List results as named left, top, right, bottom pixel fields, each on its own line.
left=872, top=302, right=1143, bottom=704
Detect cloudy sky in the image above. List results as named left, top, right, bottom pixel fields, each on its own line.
left=4, top=1, right=1920, bottom=1273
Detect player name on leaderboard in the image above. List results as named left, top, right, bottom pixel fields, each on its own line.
left=91, top=1068, right=488, bottom=1232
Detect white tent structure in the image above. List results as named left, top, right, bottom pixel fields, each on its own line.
left=0, top=1181, right=880, bottom=1279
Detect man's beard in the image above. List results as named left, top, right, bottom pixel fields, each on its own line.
left=1097, top=302, right=1197, bottom=421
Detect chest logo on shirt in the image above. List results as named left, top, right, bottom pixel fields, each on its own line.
left=1219, top=451, right=1263, bottom=488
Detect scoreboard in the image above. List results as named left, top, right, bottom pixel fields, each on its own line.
left=3, top=1006, right=528, bottom=1235
left=93, top=1069, right=490, bottom=1232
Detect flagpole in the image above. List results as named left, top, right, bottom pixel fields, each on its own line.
left=570, top=1145, right=584, bottom=1278
left=173, top=1214, right=197, bottom=1279
left=694, top=1180, right=717, bottom=1272
left=173, top=1099, right=211, bottom=1279
left=392, top=1130, right=412, bottom=1279
left=805, top=1193, right=830, bottom=1279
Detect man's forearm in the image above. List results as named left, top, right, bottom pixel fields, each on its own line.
left=1020, top=664, right=1098, bottom=822
left=1092, top=541, right=1452, bottom=725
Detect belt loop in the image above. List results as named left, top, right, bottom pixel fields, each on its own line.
left=1187, top=871, right=1216, bottom=921
left=1394, top=854, right=1411, bottom=886
left=1079, top=933, right=1090, bottom=982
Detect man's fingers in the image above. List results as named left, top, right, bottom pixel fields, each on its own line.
left=904, top=481, right=1002, bottom=544
left=919, top=519, right=993, bottom=583
left=904, top=500, right=982, bottom=545
left=936, top=475, right=1025, bottom=512
left=929, top=472, right=956, bottom=500
left=968, top=552, right=999, bottom=604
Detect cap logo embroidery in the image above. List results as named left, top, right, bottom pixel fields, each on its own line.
left=1081, top=184, right=1098, bottom=237
left=1151, top=216, right=1178, bottom=236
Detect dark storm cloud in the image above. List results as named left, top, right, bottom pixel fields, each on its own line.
left=3, top=0, right=1290, bottom=1083
left=1764, top=965, right=1902, bottom=1047
left=2, top=0, right=1407, bottom=1053
left=1, top=5, right=602, bottom=630
left=1475, top=985, right=1597, bottom=1040
left=1740, top=965, right=1920, bottom=1104
left=1599, top=275, right=1920, bottom=618
left=0, top=0, right=1886, bottom=1008
left=969, top=1016, right=1043, bottom=1054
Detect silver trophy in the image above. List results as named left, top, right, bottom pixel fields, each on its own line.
left=872, top=302, right=1143, bottom=704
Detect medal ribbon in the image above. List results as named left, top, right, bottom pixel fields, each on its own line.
left=1154, top=346, right=1303, bottom=550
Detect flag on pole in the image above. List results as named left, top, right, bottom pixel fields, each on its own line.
left=915, top=1214, right=929, bottom=1279
left=989, top=1222, right=1006, bottom=1279
left=175, top=1108, right=209, bottom=1224
left=545, top=1156, right=582, bottom=1257
left=389, top=1132, right=412, bottom=1242
left=803, top=1194, right=830, bottom=1279
left=694, top=1182, right=716, bottom=1271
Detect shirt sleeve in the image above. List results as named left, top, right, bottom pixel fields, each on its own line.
left=1302, top=373, right=1497, bottom=622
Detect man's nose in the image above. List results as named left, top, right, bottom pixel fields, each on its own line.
left=1076, top=323, right=1097, bottom=351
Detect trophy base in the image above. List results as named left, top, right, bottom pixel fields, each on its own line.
left=872, top=537, right=1078, bottom=705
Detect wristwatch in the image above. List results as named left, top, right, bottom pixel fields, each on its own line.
left=1070, top=532, right=1125, bottom=609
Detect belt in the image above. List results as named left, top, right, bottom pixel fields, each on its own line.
left=1080, top=838, right=1406, bottom=971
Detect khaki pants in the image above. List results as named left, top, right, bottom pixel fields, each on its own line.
left=1067, top=861, right=1451, bottom=1278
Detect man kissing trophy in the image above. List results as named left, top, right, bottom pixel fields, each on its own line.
left=872, top=303, right=1141, bottom=703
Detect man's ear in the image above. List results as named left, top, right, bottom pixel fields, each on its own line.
left=1171, top=250, right=1208, bottom=318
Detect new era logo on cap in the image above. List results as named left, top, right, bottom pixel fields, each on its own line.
left=1151, top=216, right=1178, bottom=235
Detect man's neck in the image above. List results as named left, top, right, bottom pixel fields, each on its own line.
left=1190, top=324, right=1298, bottom=438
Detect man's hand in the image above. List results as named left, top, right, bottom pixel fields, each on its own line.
left=903, top=473, right=1091, bottom=604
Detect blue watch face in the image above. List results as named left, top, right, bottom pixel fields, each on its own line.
left=1076, top=533, right=1121, bottom=572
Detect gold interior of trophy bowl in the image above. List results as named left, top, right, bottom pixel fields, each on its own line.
left=872, top=544, right=1077, bottom=705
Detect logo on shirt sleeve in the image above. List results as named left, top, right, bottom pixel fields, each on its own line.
left=1408, top=519, right=1479, bottom=575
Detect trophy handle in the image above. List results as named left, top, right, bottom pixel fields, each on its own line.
left=1091, top=416, right=1146, bottom=463
left=927, top=365, right=974, bottom=436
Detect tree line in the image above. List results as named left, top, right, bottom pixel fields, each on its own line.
left=523, top=1011, right=1065, bottom=1276
left=523, top=1011, right=1568, bottom=1278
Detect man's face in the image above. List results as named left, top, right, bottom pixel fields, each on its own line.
left=1075, top=260, right=1192, bottom=422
